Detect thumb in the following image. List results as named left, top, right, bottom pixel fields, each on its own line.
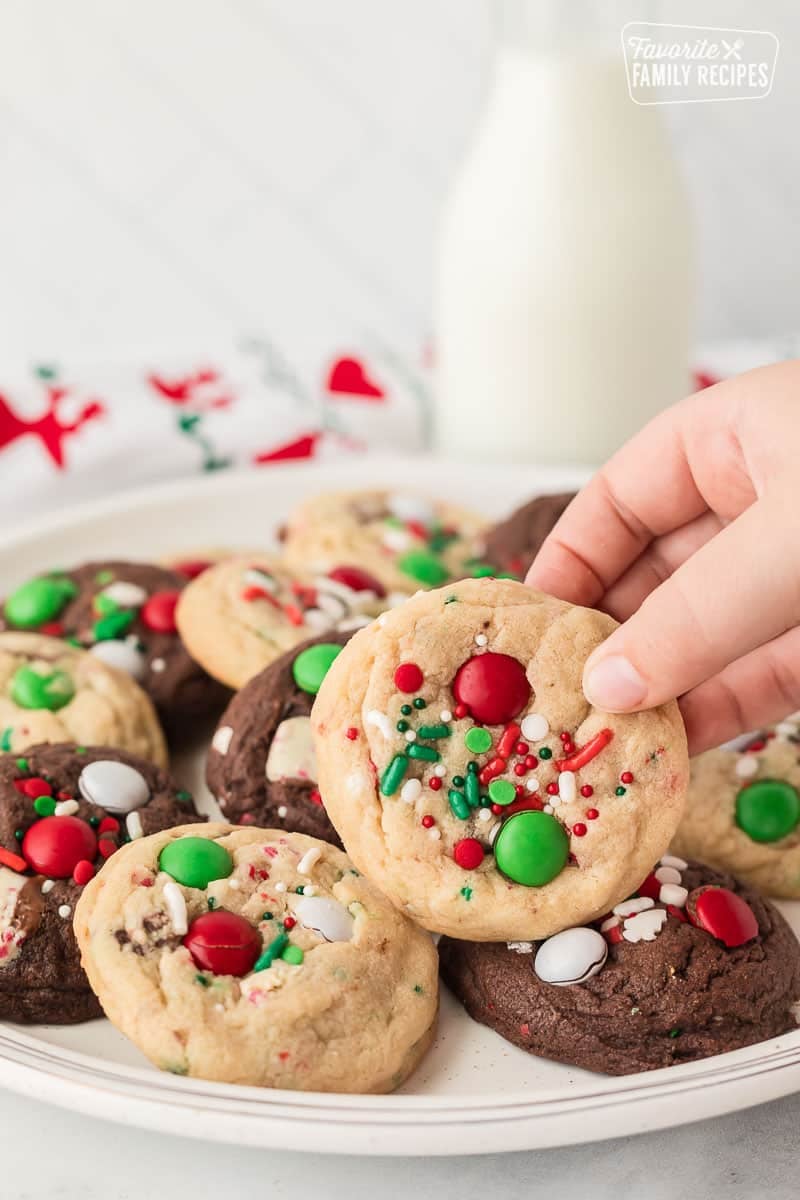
left=582, top=493, right=800, bottom=712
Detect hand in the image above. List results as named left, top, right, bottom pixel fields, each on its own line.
left=525, top=360, right=800, bottom=755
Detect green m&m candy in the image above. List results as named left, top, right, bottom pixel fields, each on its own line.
left=292, top=643, right=342, bottom=695
left=493, top=810, right=569, bottom=887
left=735, top=778, right=800, bottom=843
left=396, top=550, right=449, bottom=587
left=10, top=665, right=75, bottom=711
left=4, top=575, right=77, bottom=628
left=159, top=836, right=233, bottom=888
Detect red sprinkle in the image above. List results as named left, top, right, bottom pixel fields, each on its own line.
left=559, top=731, right=570, bottom=742
left=98, top=838, right=117, bottom=860
left=39, top=621, right=64, bottom=637
left=454, top=702, right=470, bottom=720
left=241, top=584, right=269, bottom=602
left=394, top=663, right=424, bottom=693
left=491, top=804, right=503, bottom=815
left=513, top=763, right=526, bottom=777
left=421, top=815, right=435, bottom=828
left=585, top=808, right=599, bottom=820
left=580, top=784, right=594, bottom=798
left=556, top=728, right=614, bottom=772
left=141, top=590, right=180, bottom=634
left=283, top=603, right=305, bottom=627
left=620, top=771, right=634, bottom=784
left=515, top=741, right=528, bottom=755
left=428, top=777, right=442, bottom=792
left=97, top=816, right=120, bottom=835
left=571, top=823, right=587, bottom=837
left=308, top=789, right=323, bottom=806
left=345, top=727, right=359, bottom=741
left=482, top=757, right=507, bottom=782
left=524, top=755, right=538, bottom=770
left=22, top=778, right=53, bottom=799
left=546, top=782, right=559, bottom=796
left=453, top=838, right=484, bottom=870
left=72, top=860, right=95, bottom=886
left=283, top=916, right=296, bottom=930
left=173, top=560, right=213, bottom=580
left=503, top=793, right=544, bottom=815
left=497, top=723, right=521, bottom=760
left=0, top=847, right=27, bottom=872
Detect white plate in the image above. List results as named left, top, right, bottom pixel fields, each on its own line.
left=1, top=457, right=799, bottom=1156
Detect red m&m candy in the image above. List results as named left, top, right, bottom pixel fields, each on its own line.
left=22, top=816, right=97, bottom=878
left=686, top=885, right=758, bottom=948
left=183, top=910, right=262, bottom=977
left=141, top=590, right=180, bottom=633
left=327, top=565, right=387, bottom=598
left=453, top=652, right=531, bottom=726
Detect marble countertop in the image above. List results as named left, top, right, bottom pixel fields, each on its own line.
left=3, top=1086, right=797, bottom=1199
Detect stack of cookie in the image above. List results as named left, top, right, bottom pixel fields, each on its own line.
left=2, top=487, right=799, bottom=1093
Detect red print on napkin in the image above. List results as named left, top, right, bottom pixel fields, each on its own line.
left=0, top=384, right=105, bottom=469
left=254, top=431, right=323, bottom=464
left=147, top=368, right=233, bottom=410
left=326, top=356, right=385, bottom=401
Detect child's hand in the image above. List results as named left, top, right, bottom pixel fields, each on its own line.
left=526, top=361, right=800, bottom=755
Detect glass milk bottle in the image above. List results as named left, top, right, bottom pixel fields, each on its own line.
left=434, top=0, right=693, bottom=464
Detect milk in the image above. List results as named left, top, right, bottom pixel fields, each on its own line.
left=434, top=46, right=693, bottom=464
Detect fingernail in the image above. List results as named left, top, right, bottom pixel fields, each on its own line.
left=583, top=656, right=647, bottom=711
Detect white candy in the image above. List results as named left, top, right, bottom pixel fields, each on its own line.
left=659, top=883, right=688, bottom=907
left=558, top=771, right=576, bottom=804
left=401, top=778, right=422, bottom=804
left=434, top=764, right=447, bottom=777
left=58, top=904, right=71, bottom=919
left=211, top=725, right=234, bottom=755
left=735, top=757, right=759, bottom=778
left=291, top=895, right=354, bottom=943
left=655, top=865, right=682, bottom=885
left=101, top=581, right=148, bottom=608
left=622, top=909, right=667, bottom=943
left=477, top=808, right=493, bottom=822
left=277, top=806, right=288, bottom=818
left=613, top=895, right=654, bottom=916
left=659, top=854, right=688, bottom=870
left=89, top=639, right=146, bottom=681
left=534, top=927, right=608, bottom=986
left=265, top=716, right=317, bottom=783
left=520, top=713, right=549, bottom=742
left=387, top=493, right=437, bottom=526
left=162, top=881, right=188, bottom=935
left=126, top=811, right=143, bottom=840
left=79, top=760, right=150, bottom=814
left=297, top=847, right=321, bottom=876
left=366, top=710, right=392, bottom=740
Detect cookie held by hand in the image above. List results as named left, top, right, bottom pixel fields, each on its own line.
left=312, top=578, right=689, bottom=941
left=74, top=824, right=439, bottom=1091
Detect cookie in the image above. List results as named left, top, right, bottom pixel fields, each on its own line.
left=207, top=632, right=351, bottom=845
left=0, top=742, right=202, bottom=1022
left=439, top=858, right=800, bottom=1075
left=176, top=554, right=382, bottom=690
left=282, top=489, right=489, bottom=595
left=312, top=578, right=688, bottom=941
left=74, top=823, right=439, bottom=1091
left=0, top=632, right=167, bottom=765
left=1, top=561, right=229, bottom=741
left=481, top=492, right=575, bottom=578
left=672, top=719, right=800, bottom=898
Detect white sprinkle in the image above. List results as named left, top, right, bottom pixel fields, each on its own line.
left=277, top=805, right=288, bottom=819
left=297, top=847, right=321, bottom=875
left=543, top=804, right=554, bottom=814
left=163, top=882, right=188, bottom=935
left=623, top=909, right=667, bottom=943
left=41, top=880, right=55, bottom=894
left=377, top=614, right=388, bottom=627
left=275, top=882, right=287, bottom=893
left=507, top=941, right=534, bottom=954
left=434, top=764, right=447, bottom=778
left=401, top=778, right=422, bottom=804
left=212, top=725, right=234, bottom=755
left=428, top=827, right=441, bottom=840
left=228, top=878, right=240, bottom=890
left=303, top=884, right=317, bottom=897
left=660, top=854, right=688, bottom=870
left=366, top=710, right=392, bottom=740
left=54, top=799, right=79, bottom=817
left=243, top=568, right=277, bottom=592
left=214, top=1003, right=225, bottom=1013
left=58, top=904, right=71, bottom=919
left=735, top=756, right=759, bottom=778
left=526, top=777, right=539, bottom=792
left=660, top=883, right=688, bottom=907
left=440, top=710, right=452, bottom=723
left=558, top=771, right=576, bottom=804
left=151, top=658, right=166, bottom=674
left=474, top=633, right=488, bottom=647
left=126, top=811, right=144, bottom=840
left=655, top=865, right=682, bottom=885
left=600, top=915, right=621, bottom=932
left=102, top=581, right=148, bottom=607
left=477, top=807, right=493, bottom=822
left=613, top=895, right=654, bottom=916
left=520, top=713, right=549, bottom=742
left=404, top=729, right=417, bottom=742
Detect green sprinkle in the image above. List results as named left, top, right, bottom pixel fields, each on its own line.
left=261, top=911, right=272, bottom=921
left=380, top=754, right=409, bottom=795
left=176, top=789, right=193, bottom=803
left=460, top=886, right=473, bottom=901
left=397, top=549, right=449, bottom=587
left=488, top=779, right=516, bottom=806
left=295, top=886, right=305, bottom=895
left=281, top=945, right=304, bottom=966
left=413, top=698, right=426, bottom=709
left=465, top=771, right=481, bottom=808
left=75, top=746, right=87, bottom=755
left=448, top=789, right=470, bottom=820
left=93, top=593, right=119, bottom=615
left=400, top=704, right=412, bottom=716
left=33, top=796, right=56, bottom=817
left=407, top=744, right=439, bottom=762
left=467, top=761, right=478, bottom=772
left=465, top=561, right=496, bottom=579
left=444, top=595, right=458, bottom=605
left=452, top=775, right=465, bottom=787
left=254, top=932, right=289, bottom=972
left=93, top=608, right=136, bottom=641
left=615, top=786, right=627, bottom=796
left=14, top=830, right=22, bottom=841
left=669, top=1028, right=682, bottom=1038
left=88, top=815, right=100, bottom=827
left=0, top=728, right=13, bottom=753
left=195, top=974, right=210, bottom=987
left=428, top=530, right=457, bottom=554
left=66, top=636, right=83, bottom=648
left=538, top=747, right=553, bottom=760
left=396, top=720, right=409, bottom=732
left=417, top=724, right=450, bottom=740
left=95, top=569, right=115, bottom=585
left=413, top=984, right=424, bottom=994
left=15, top=758, right=29, bottom=773
left=464, top=726, right=492, bottom=754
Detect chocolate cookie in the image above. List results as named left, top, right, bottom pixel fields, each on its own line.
left=207, top=632, right=351, bottom=845
left=439, top=858, right=800, bottom=1075
left=0, top=742, right=203, bottom=1022
left=1, top=561, right=229, bottom=741
left=482, top=493, right=575, bottom=578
